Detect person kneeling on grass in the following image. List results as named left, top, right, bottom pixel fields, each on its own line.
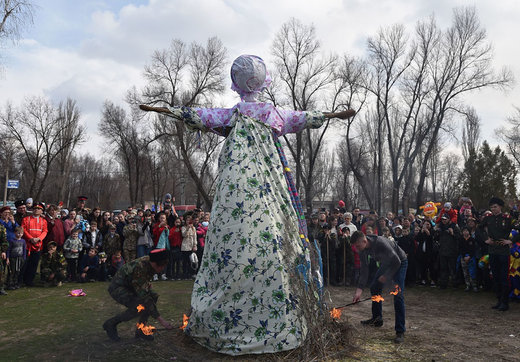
left=103, top=248, right=173, bottom=341
left=351, top=231, right=408, bottom=344
left=40, top=241, right=67, bottom=287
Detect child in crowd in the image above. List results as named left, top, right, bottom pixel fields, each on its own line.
left=109, top=250, right=125, bottom=276
left=98, top=252, right=109, bottom=281
left=63, top=228, right=83, bottom=282
left=80, top=247, right=100, bottom=282
left=168, top=218, right=183, bottom=280
left=104, top=225, right=121, bottom=262
left=181, top=214, right=197, bottom=279
left=83, top=221, right=102, bottom=251
left=459, top=227, right=478, bottom=292
left=382, top=227, right=394, bottom=241
left=40, top=241, right=67, bottom=286
left=6, top=226, right=26, bottom=290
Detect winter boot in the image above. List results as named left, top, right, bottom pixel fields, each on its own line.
left=103, top=317, right=121, bottom=341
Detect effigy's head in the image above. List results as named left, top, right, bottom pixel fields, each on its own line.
left=231, top=55, right=271, bottom=102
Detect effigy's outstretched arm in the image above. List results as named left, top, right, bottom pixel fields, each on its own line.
left=139, top=105, right=173, bottom=114
left=324, top=109, right=356, bottom=119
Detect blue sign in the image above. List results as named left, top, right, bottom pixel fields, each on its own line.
left=7, top=179, right=19, bottom=189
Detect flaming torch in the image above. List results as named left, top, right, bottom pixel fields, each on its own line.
left=136, top=323, right=156, bottom=336
left=389, top=285, right=401, bottom=296
left=180, top=314, right=189, bottom=330
left=330, top=307, right=342, bottom=321
left=371, top=295, right=385, bottom=303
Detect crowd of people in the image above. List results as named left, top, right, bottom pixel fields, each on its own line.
left=0, top=194, right=210, bottom=295
left=308, top=197, right=520, bottom=312
left=1, top=193, right=519, bottom=313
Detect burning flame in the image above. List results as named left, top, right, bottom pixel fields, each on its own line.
left=389, top=285, right=401, bottom=296
left=136, top=323, right=156, bottom=335
left=136, top=304, right=145, bottom=313
left=180, top=314, right=189, bottom=330
left=371, top=295, right=385, bottom=303
left=330, top=307, right=342, bottom=320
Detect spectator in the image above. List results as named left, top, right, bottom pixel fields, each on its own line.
left=168, top=218, right=183, bottom=280
left=79, top=247, right=100, bottom=282
left=22, top=202, right=48, bottom=286
left=436, top=202, right=458, bottom=225
left=99, top=211, right=113, bottom=238
left=104, top=225, right=122, bottom=262
left=63, top=228, right=83, bottom=282
left=14, top=199, right=29, bottom=226
left=122, top=218, right=139, bottom=263
left=416, top=220, right=437, bottom=286
left=0, top=206, right=18, bottom=243
left=83, top=220, right=102, bottom=251
left=361, top=216, right=377, bottom=235
left=181, top=214, right=197, bottom=280
left=109, top=250, right=125, bottom=276
left=40, top=241, right=67, bottom=287
left=0, top=223, right=7, bottom=295
left=6, top=226, right=26, bottom=290
left=196, top=215, right=208, bottom=273
left=136, top=211, right=154, bottom=258
left=434, top=215, right=460, bottom=289
left=459, top=227, right=478, bottom=292
left=352, top=207, right=364, bottom=229
left=44, top=204, right=65, bottom=251
left=481, top=197, right=513, bottom=311
left=88, top=207, right=102, bottom=226
left=63, top=209, right=77, bottom=238
left=152, top=212, right=170, bottom=281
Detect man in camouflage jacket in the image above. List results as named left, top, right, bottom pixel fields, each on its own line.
left=40, top=241, right=67, bottom=286
left=0, top=224, right=7, bottom=295
left=103, top=249, right=173, bottom=341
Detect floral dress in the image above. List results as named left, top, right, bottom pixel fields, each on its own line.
left=167, top=102, right=325, bottom=355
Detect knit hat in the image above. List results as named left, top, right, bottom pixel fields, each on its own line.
left=444, top=202, right=452, bottom=209
left=0, top=206, right=10, bottom=213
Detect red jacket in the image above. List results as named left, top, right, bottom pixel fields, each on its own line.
left=152, top=222, right=168, bottom=247
left=44, top=215, right=65, bottom=248
left=168, top=226, right=183, bottom=248
left=22, top=215, right=48, bottom=253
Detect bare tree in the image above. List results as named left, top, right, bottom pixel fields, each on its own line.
left=129, top=37, right=228, bottom=207
left=0, top=0, right=33, bottom=44
left=461, top=108, right=481, bottom=164
left=1, top=96, right=86, bottom=200
left=415, top=7, right=513, bottom=207
left=270, top=18, right=338, bottom=214
left=496, top=106, right=520, bottom=169
left=99, top=101, right=149, bottom=207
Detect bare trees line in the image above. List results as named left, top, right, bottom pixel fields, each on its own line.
left=1, top=5, right=518, bottom=212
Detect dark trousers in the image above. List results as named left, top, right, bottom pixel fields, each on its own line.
left=370, top=259, right=408, bottom=333
left=23, top=251, right=41, bottom=286
left=181, top=251, right=192, bottom=278
left=166, top=247, right=182, bottom=279
left=108, top=286, right=158, bottom=323
left=439, top=255, right=457, bottom=288
left=66, top=258, right=78, bottom=281
left=489, top=254, right=510, bottom=305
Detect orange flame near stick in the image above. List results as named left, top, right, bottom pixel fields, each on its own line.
left=371, top=295, right=385, bottom=303
left=389, top=285, right=401, bottom=296
left=136, top=304, right=145, bottom=313
left=180, top=314, right=189, bottom=330
left=136, top=323, right=156, bottom=335
left=330, top=307, right=342, bottom=320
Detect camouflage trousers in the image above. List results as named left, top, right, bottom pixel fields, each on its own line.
left=41, top=268, right=67, bottom=286
left=123, top=248, right=137, bottom=264
left=108, top=285, right=159, bottom=323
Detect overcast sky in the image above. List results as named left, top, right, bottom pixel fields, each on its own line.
left=1, top=0, right=519, bottom=155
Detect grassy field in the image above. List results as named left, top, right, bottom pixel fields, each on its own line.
left=0, top=280, right=193, bottom=361
left=1, top=280, right=518, bottom=361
